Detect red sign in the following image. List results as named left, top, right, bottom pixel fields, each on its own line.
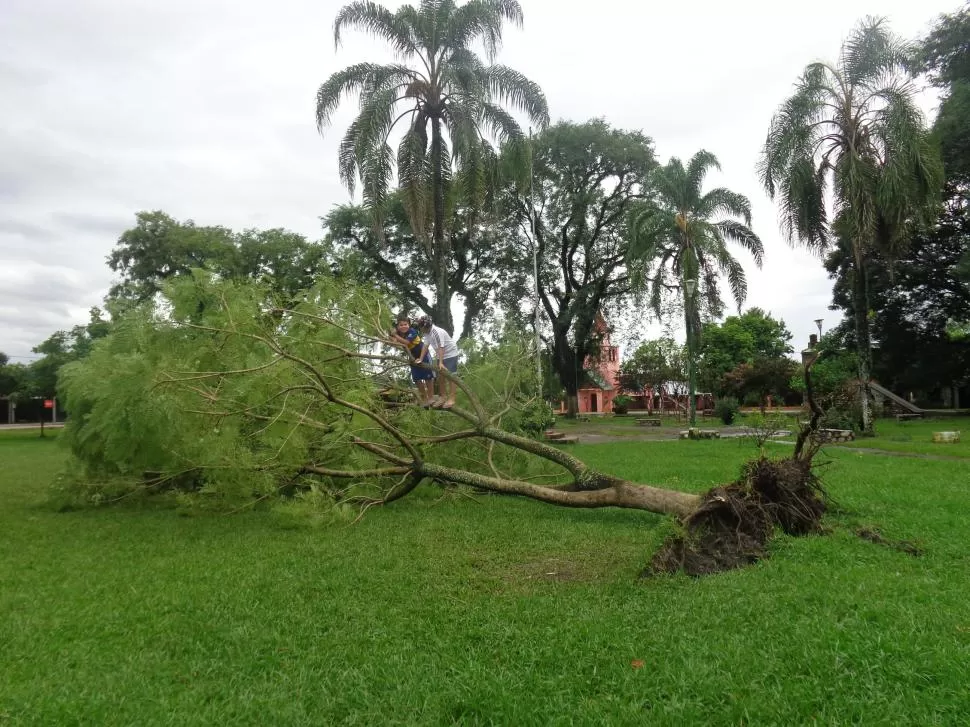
left=43, top=400, right=54, bottom=409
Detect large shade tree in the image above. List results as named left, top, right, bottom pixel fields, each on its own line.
left=628, top=150, right=764, bottom=425
left=500, top=120, right=657, bottom=417
left=315, top=0, right=549, bottom=334
left=759, top=16, right=942, bottom=432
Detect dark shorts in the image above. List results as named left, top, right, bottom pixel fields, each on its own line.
left=439, top=356, right=459, bottom=374
left=411, top=363, right=434, bottom=382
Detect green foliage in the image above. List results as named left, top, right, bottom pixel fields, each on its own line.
left=619, top=337, right=684, bottom=393
left=824, top=188, right=970, bottom=399
left=323, top=194, right=520, bottom=340
left=0, top=356, right=28, bottom=398
left=698, top=308, right=793, bottom=393
left=107, top=211, right=330, bottom=309
left=714, top=396, right=740, bottom=425
left=720, top=357, right=799, bottom=409
left=506, top=399, right=556, bottom=437
left=60, top=274, right=371, bottom=499
left=611, top=394, right=633, bottom=414
left=57, top=275, right=563, bottom=508
left=789, top=341, right=858, bottom=405
left=761, top=17, right=942, bottom=259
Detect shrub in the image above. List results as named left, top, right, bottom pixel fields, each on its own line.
left=714, top=396, right=740, bottom=425
left=612, top=394, right=633, bottom=414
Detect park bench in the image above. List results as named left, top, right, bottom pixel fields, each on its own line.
left=635, top=417, right=662, bottom=427
left=895, top=413, right=923, bottom=421
left=544, top=430, right=565, bottom=441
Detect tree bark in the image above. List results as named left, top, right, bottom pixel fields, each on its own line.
left=851, top=257, right=874, bottom=433
left=419, top=461, right=700, bottom=517
left=430, top=116, right=454, bottom=336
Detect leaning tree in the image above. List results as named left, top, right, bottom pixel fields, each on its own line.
left=58, top=274, right=830, bottom=576
left=315, top=0, right=549, bottom=334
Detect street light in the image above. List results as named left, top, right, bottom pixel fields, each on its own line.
left=814, top=318, right=823, bottom=338
left=684, top=278, right=698, bottom=428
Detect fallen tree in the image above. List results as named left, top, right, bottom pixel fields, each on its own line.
left=58, top=274, right=828, bottom=575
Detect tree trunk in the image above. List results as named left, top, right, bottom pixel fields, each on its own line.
left=419, top=462, right=700, bottom=517
left=429, top=117, right=454, bottom=336
left=684, top=301, right=698, bottom=428
left=852, top=258, right=874, bottom=433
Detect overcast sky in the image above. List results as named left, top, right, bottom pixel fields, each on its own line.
left=0, top=0, right=958, bottom=361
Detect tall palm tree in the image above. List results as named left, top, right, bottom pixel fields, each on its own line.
left=315, top=0, right=549, bottom=334
left=628, top=150, right=764, bottom=426
left=759, top=16, right=942, bottom=432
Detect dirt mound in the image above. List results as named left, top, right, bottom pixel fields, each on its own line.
left=645, top=457, right=827, bottom=577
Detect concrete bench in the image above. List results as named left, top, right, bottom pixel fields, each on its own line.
left=813, top=428, right=855, bottom=443
left=895, top=413, right=923, bottom=421
left=554, top=435, right=579, bottom=444
left=635, top=418, right=662, bottom=427
left=544, top=430, right=565, bottom=440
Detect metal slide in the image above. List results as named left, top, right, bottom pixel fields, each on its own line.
left=868, top=381, right=925, bottom=415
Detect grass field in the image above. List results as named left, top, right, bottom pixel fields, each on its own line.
left=1, top=426, right=969, bottom=725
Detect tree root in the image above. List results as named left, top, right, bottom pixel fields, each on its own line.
left=645, top=456, right=828, bottom=577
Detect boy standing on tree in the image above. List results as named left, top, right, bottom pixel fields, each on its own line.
left=416, top=316, right=460, bottom=409
left=391, top=315, right=434, bottom=407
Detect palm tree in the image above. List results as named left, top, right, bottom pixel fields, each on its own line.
left=628, top=150, right=764, bottom=427
left=315, top=0, right=549, bottom=334
left=758, top=16, right=942, bottom=432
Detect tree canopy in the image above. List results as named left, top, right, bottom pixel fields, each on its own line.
left=498, top=119, right=656, bottom=414
left=107, top=211, right=330, bottom=309
left=315, top=0, right=549, bottom=333
left=760, top=16, right=943, bottom=431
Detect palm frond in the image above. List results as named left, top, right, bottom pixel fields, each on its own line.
left=446, top=0, right=523, bottom=61
left=714, top=220, right=764, bottom=268
left=697, top=187, right=752, bottom=226
left=316, top=63, right=415, bottom=131
left=685, top=150, right=720, bottom=200
left=484, top=65, right=550, bottom=128
left=333, top=1, right=418, bottom=56
left=841, top=16, right=911, bottom=86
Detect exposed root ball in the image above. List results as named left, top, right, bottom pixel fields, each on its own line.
left=646, top=457, right=827, bottom=577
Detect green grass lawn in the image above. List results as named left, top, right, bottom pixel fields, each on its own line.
left=2, top=428, right=969, bottom=725
left=834, top=416, right=970, bottom=458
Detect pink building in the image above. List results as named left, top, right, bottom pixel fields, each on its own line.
left=558, top=313, right=620, bottom=414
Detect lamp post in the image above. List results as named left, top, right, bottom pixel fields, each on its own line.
left=814, top=318, right=823, bottom=339
left=684, top=278, right=698, bottom=428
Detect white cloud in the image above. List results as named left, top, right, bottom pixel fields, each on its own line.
left=0, top=0, right=955, bottom=359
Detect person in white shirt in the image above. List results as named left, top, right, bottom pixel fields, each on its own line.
left=416, top=316, right=460, bottom=409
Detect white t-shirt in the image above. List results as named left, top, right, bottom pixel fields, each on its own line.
left=427, top=325, right=460, bottom=360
